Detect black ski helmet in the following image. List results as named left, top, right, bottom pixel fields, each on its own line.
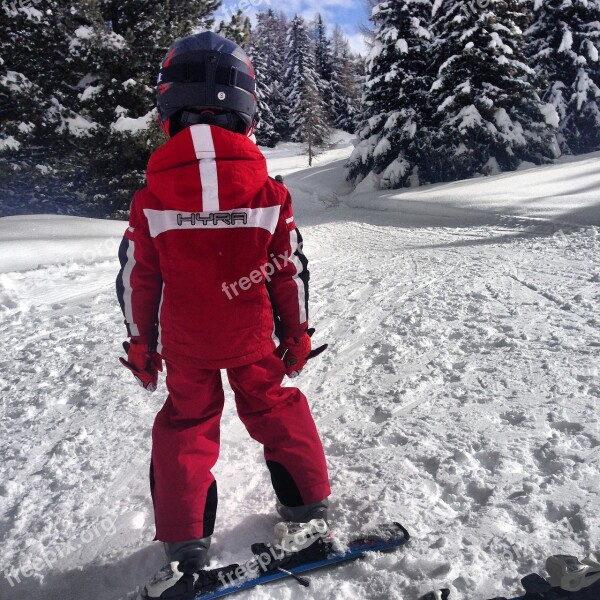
left=157, top=32, right=257, bottom=136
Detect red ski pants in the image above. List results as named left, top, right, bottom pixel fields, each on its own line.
left=151, top=352, right=331, bottom=542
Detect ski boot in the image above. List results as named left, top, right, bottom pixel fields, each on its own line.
left=138, top=537, right=210, bottom=599
left=276, top=498, right=329, bottom=523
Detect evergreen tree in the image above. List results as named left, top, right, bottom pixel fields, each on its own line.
left=347, top=0, right=434, bottom=188
left=314, top=14, right=334, bottom=115
left=76, top=0, right=220, bottom=134
left=74, top=0, right=222, bottom=214
left=216, top=9, right=251, bottom=48
left=254, top=10, right=289, bottom=141
left=284, top=15, right=330, bottom=165
left=270, top=11, right=290, bottom=142
left=527, top=0, right=600, bottom=154
left=314, top=15, right=333, bottom=82
left=330, top=25, right=361, bottom=133
left=0, top=1, right=98, bottom=215
left=0, top=5, right=52, bottom=172
left=1, top=0, right=221, bottom=217
left=247, top=37, right=278, bottom=146
left=248, top=10, right=288, bottom=146
left=423, top=0, right=558, bottom=183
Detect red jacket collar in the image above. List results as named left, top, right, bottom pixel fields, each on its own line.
left=146, top=125, right=268, bottom=212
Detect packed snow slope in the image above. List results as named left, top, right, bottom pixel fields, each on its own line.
left=1, top=136, right=599, bottom=600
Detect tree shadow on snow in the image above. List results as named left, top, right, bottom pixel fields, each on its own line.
left=0, top=544, right=163, bottom=600
left=412, top=226, right=561, bottom=250
left=208, top=511, right=280, bottom=565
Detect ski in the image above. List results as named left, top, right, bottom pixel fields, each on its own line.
left=187, top=521, right=409, bottom=599
left=419, top=553, right=600, bottom=600
left=421, top=584, right=600, bottom=600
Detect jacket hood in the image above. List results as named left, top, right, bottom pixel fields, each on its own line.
left=146, top=125, right=268, bottom=212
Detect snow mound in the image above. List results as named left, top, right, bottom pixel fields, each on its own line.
left=0, top=136, right=598, bottom=600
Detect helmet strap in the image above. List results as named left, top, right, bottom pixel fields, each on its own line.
left=157, top=114, right=170, bottom=137
left=247, top=111, right=260, bottom=138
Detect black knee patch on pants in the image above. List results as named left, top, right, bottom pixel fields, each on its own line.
left=203, top=480, right=218, bottom=537
left=266, top=460, right=303, bottom=507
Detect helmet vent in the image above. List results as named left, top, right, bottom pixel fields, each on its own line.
left=229, top=68, right=238, bottom=88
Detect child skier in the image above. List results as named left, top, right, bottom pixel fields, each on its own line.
left=116, top=32, right=331, bottom=599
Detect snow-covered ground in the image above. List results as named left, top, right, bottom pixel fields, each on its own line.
left=0, top=138, right=599, bottom=600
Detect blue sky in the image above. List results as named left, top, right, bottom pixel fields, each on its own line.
left=217, top=0, right=371, bottom=55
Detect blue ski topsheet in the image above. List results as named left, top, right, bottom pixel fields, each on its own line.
left=193, top=522, right=409, bottom=599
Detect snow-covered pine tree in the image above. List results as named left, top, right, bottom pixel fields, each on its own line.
left=0, top=5, right=54, bottom=194
left=424, top=0, right=558, bottom=183
left=71, top=0, right=221, bottom=215
left=527, top=0, right=600, bottom=154
left=314, top=14, right=335, bottom=118
left=0, top=1, right=99, bottom=215
left=330, top=25, right=361, bottom=133
left=284, top=15, right=330, bottom=165
left=346, top=0, right=434, bottom=189
left=248, top=10, right=289, bottom=146
left=164, top=0, right=221, bottom=36
left=1, top=0, right=220, bottom=216
left=314, top=15, right=333, bottom=82
left=247, top=37, right=278, bottom=147
left=251, top=10, right=289, bottom=141
left=216, top=9, right=252, bottom=48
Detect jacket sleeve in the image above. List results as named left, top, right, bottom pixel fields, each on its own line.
left=266, top=189, right=309, bottom=338
left=116, top=191, right=162, bottom=345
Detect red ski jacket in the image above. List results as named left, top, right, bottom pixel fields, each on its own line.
left=116, top=125, right=309, bottom=369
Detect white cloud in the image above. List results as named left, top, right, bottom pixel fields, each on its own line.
left=345, top=31, right=368, bottom=56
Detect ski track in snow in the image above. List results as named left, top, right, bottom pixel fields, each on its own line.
left=0, top=143, right=599, bottom=600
